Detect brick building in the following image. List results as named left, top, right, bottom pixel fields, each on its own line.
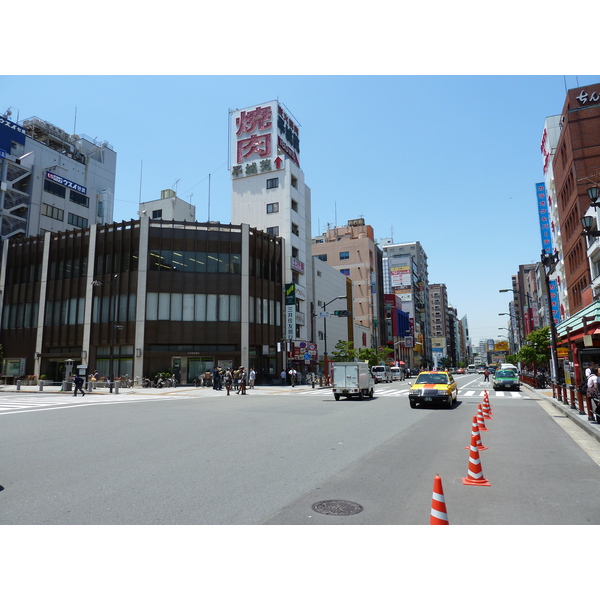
left=553, top=83, right=600, bottom=314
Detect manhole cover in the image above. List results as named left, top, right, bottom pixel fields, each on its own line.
left=312, top=500, right=364, bottom=516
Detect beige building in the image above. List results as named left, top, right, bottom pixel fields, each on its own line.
left=312, top=219, right=383, bottom=347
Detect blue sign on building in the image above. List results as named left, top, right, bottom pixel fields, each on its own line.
left=536, top=182, right=552, bottom=255
left=0, top=117, right=26, bottom=154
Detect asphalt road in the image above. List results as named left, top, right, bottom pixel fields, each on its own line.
left=1, top=374, right=599, bottom=525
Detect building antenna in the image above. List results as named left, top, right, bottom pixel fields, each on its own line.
left=139, top=160, right=143, bottom=203
left=173, top=179, right=180, bottom=196
left=335, top=202, right=337, bottom=227
left=73, top=107, right=77, bottom=135
left=208, top=173, right=211, bottom=221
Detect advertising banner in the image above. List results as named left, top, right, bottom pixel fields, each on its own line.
left=536, top=182, right=552, bottom=255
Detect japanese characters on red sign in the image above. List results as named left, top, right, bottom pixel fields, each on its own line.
left=232, top=102, right=301, bottom=178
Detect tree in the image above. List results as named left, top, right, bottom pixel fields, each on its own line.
left=358, top=346, right=393, bottom=368
left=330, top=341, right=358, bottom=362
left=516, top=327, right=550, bottom=374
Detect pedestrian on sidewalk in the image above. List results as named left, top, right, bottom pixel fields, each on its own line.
left=237, top=367, right=247, bottom=395
left=288, top=367, right=297, bottom=387
left=249, top=367, right=256, bottom=389
left=280, top=369, right=287, bottom=385
left=587, top=368, right=600, bottom=424
left=72, top=374, right=85, bottom=397
left=224, top=368, right=233, bottom=396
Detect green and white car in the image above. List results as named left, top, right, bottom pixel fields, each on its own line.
left=493, top=369, right=520, bottom=391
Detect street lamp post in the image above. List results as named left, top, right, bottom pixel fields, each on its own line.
left=499, top=288, right=533, bottom=347
left=540, top=250, right=561, bottom=386
left=323, top=295, right=346, bottom=383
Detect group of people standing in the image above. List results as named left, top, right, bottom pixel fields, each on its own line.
left=212, top=366, right=256, bottom=396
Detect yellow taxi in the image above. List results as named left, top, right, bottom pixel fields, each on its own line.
left=408, top=370, right=458, bottom=409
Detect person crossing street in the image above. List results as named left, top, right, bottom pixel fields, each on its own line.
left=72, top=374, right=85, bottom=397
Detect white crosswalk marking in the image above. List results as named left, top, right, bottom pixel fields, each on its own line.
left=0, top=393, right=163, bottom=415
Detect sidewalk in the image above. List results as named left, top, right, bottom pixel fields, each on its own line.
left=525, top=383, right=600, bottom=444
left=0, top=382, right=321, bottom=396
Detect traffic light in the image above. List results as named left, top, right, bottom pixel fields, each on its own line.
left=333, top=310, right=350, bottom=317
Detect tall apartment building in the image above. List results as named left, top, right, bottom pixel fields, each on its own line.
left=381, top=239, right=431, bottom=368
left=312, top=219, right=383, bottom=349
left=0, top=112, right=116, bottom=243
left=429, top=283, right=448, bottom=367
left=429, top=283, right=448, bottom=339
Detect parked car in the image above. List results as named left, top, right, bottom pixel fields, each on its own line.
left=408, top=371, right=457, bottom=409
left=493, top=369, right=521, bottom=391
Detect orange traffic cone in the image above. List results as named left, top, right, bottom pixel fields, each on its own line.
left=481, top=402, right=492, bottom=420
left=462, top=442, right=491, bottom=486
left=477, top=404, right=489, bottom=432
left=483, top=394, right=493, bottom=417
left=430, top=474, right=449, bottom=524
left=464, top=415, right=488, bottom=450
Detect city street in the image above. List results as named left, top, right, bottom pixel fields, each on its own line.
left=1, top=374, right=599, bottom=525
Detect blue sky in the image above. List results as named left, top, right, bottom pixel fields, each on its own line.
left=3, top=74, right=599, bottom=344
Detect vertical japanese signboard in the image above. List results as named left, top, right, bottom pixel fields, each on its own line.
left=285, top=283, right=296, bottom=340
left=536, top=182, right=552, bottom=255
left=548, top=279, right=561, bottom=325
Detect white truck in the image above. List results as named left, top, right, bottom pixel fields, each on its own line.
left=332, top=362, right=375, bottom=401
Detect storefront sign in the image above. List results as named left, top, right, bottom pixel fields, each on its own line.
left=291, top=257, right=305, bottom=274
left=46, top=171, right=87, bottom=195
left=576, top=89, right=600, bottom=105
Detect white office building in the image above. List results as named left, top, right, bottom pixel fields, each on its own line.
left=138, top=189, right=195, bottom=222
left=0, top=113, right=116, bottom=242
left=230, top=101, right=313, bottom=346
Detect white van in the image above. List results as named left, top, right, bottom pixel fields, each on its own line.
left=467, top=364, right=477, bottom=374
left=371, top=365, right=392, bottom=383
left=390, top=366, right=404, bottom=381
